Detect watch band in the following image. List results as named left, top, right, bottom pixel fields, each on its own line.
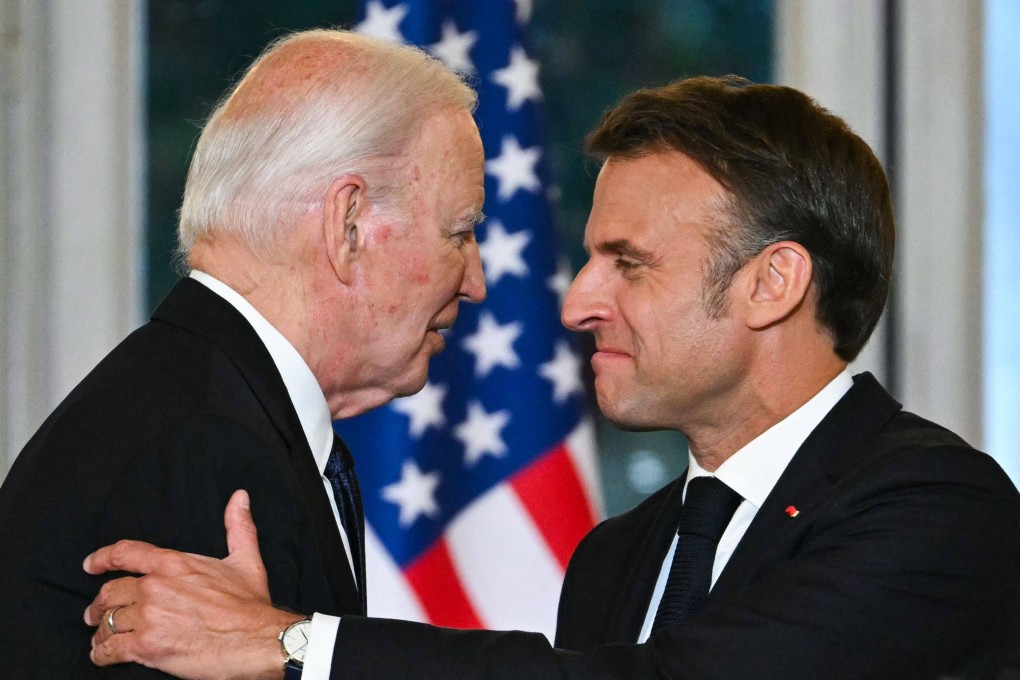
left=284, top=659, right=303, bottom=680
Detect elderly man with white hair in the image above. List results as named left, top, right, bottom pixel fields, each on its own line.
left=0, top=29, right=485, bottom=678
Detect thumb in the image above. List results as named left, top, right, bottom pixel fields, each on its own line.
left=223, top=490, right=269, bottom=593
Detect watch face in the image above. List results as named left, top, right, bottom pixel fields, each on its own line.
left=282, top=620, right=312, bottom=664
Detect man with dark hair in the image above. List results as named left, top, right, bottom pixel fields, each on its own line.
left=593, top=76, right=895, bottom=361
left=83, top=76, right=1019, bottom=680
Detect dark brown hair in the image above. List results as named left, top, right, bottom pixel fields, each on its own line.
left=586, top=76, right=895, bottom=362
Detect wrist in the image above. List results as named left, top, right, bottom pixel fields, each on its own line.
left=258, top=610, right=306, bottom=680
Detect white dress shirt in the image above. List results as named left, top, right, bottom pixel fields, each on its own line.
left=636, top=370, right=854, bottom=642
left=188, top=271, right=347, bottom=677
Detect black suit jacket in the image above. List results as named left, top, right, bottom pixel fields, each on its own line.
left=332, top=373, right=1020, bottom=679
left=0, top=278, right=363, bottom=678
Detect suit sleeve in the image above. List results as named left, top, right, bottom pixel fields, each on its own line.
left=327, top=445, right=1020, bottom=680
left=4, top=415, right=297, bottom=679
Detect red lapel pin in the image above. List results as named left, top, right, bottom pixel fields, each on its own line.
left=785, top=505, right=800, bottom=518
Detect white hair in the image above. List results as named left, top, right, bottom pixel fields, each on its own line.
left=178, top=29, right=477, bottom=254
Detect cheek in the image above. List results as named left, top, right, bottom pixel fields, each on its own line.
left=404, top=251, right=454, bottom=291
left=434, top=255, right=467, bottom=295
left=625, top=294, right=698, bottom=357
left=384, top=254, right=432, bottom=307
left=617, top=290, right=659, bottom=342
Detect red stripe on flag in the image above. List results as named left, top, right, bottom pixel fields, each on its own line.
left=404, top=538, right=484, bottom=629
left=510, top=444, right=598, bottom=570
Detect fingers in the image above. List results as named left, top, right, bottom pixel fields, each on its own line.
left=223, top=489, right=270, bottom=595
left=84, top=576, right=140, bottom=627
left=224, top=489, right=257, bottom=558
left=90, top=617, right=154, bottom=670
left=90, top=630, right=137, bottom=667
left=84, top=539, right=175, bottom=577
left=90, top=603, right=138, bottom=646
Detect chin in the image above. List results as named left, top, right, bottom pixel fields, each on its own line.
left=393, top=364, right=431, bottom=398
left=597, top=391, right=663, bottom=432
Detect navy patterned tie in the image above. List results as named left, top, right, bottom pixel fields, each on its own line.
left=652, top=476, right=743, bottom=633
left=324, top=434, right=366, bottom=611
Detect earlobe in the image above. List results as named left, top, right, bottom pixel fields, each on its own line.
left=322, top=175, right=366, bottom=285
left=746, top=242, right=812, bottom=330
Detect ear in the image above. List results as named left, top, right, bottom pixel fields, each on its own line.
left=743, top=241, right=813, bottom=330
left=322, top=174, right=367, bottom=285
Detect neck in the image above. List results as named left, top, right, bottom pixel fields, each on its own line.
left=685, top=351, right=847, bottom=472
left=190, top=235, right=320, bottom=368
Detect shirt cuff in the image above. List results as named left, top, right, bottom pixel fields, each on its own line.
left=303, top=613, right=340, bottom=680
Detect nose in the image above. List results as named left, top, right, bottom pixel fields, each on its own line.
left=561, top=259, right=606, bottom=332
left=459, top=242, right=487, bottom=303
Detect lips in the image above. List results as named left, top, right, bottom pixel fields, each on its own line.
left=429, top=310, right=459, bottom=334
left=593, top=345, right=631, bottom=357
left=590, top=347, right=631, bottom=373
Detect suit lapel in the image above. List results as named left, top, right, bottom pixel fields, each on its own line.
left=710, top=373, right=902, bottom=601
left=151, top=278, right=363, bottom=613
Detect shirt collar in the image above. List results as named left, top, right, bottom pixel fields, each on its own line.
left=685, top=370, right=854, bottom=507
left=189, top=270, right=334, bottom=474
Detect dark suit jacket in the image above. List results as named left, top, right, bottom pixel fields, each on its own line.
left=333, top=373, right=1020, bottom=679
left=0, top=278, right=363, bottom=678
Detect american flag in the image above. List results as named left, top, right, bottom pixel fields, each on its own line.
left=335, top=0, right=601, bottom=639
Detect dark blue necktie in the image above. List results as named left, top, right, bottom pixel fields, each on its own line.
left=324, top=434, right=366, bottom=611
left=651, top=476, right=743, bottom=633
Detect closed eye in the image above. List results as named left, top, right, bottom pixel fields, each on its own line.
left=451, top=210, right=484, bottom=246
left=453, top=230, right=476, bottom=246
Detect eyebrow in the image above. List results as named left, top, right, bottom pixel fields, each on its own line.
left=590, top=238, right=655, bottom=263
left=468, top=209, right=486, bottom=225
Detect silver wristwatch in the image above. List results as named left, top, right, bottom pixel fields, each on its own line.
left=280, top=618, right=313, bottom=676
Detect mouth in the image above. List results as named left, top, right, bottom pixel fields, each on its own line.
left=593, top=345, right=630, bottom=358
left=590, top=346, right=631, bottom=371
left=429, top=312, right=458, bottom=335
left=426, top=329, right=447, bottom=355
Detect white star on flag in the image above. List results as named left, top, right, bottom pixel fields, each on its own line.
left=391, top=381, right=447, bottom=438
left=381, top=459, right=442, bottom=527
left=355, top=1, right=408, bottom=43
left=428, top=19, right=478, bottom=74
left=539, top=341, right=584, bottom=403
left=461, top=310, right=522, bottom=377
left=512, top=0, right=534, bottom=23
left=491, top=45, right=542, bottom=110
left=454, top=401, right=511, bottom=466
left=479, top=220, right=531, bottom=285
left=486, top=136, right=542, bottom=201
left=547, top=259, right=573, bottom=306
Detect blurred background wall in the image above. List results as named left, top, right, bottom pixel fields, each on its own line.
left=2, top=0, right=1016, bottom=506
